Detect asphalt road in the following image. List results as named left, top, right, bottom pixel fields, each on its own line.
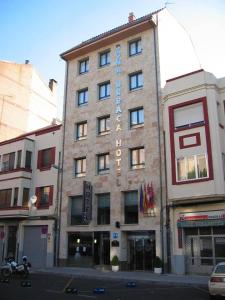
left=0, top=272, right=210, bottom=300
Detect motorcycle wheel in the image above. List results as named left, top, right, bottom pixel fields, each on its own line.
left=1, top=268, right=11, bottom=278
left=21, top=269, right=29, bottom=279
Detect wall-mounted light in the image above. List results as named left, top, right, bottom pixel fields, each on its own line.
left=94, top=239, right=97, bottom=244
left=76, top=238, right=80, bottom=244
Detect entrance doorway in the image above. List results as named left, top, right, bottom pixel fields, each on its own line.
left=128, top=231, right=155, bottom=271
left=7, top=226, right=17, bottom=259
left=94, top=232, right=110, bottom=266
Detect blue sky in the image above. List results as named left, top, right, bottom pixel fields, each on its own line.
left=1, top=0, right=225, bottom=118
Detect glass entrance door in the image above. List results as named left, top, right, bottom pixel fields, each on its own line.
left=128, top=232, right=155, bottom=271
left=93, top=232, right=110, bottom=266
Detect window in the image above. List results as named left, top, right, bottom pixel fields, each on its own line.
left=98, top=115, right=110, bottom=135
left=13, top=188, right=18, bottom=206
left=130, top=107, right=144, bottom=128
left=70, top=196, right=83, bottom=225
left=99, top=50, right=110, bottom=67
left=129, top=39, right=142, bottom=56
left=36, top=186, right=53, bottom=208
left=74, top=157, right=86, bottom=177
left=16, top=150, right=22, bottom=168
left=130, top=147, right=145, bottom=169
left=79, top=58, right=89, bottom=74
left=0, top=189, right=12, bottom=208
left=129, top=71, right=143, bottom=90
left=97, top=193, right=110, bottom=225
left=25, top=151, right=32, bottom=169
left=78, top=88, right=88, bottom=106
left=99, top=81, right=110, bottom=100
left=76, top=121, right=87, bottom=140
left=2, top=152, right=15, bottom=171
left=97, top=153, right=109, bottom=174
left=22, top=188, right=29, bottom=207
left=124, top=191, right=138, bottom=224
left=177, top=154, right=208, bottom=181
left=174, top=102, right=204, bottom=130
left=37, top=147, right=55, bottom=170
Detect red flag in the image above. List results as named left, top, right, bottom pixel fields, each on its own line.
left=143, top=184, right=148, bottom=213
left=147, top=182, right=154, bottom=209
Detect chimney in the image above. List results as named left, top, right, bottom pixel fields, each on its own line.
left=49, top=78, right=57, bottom=93
left=25, top=60, right=30, bottom=64
left=128, top=12, right=136, bottom=23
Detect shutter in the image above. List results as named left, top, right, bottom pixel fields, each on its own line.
left=51, top=147, right=56, bottom=166
left=37, top=151, right=42, bottom=169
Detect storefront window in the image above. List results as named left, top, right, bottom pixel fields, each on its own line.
left=200, top=237, right=213, bottom=265
left=215, top=237, right=225, bottom=264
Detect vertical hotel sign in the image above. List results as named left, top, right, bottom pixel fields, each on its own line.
left=115, top=45, right=122, bottom=176
left=82, top=181, right=92, bottom=224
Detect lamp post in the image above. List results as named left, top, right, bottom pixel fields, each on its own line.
left=52, top=152, right=62, bottom=267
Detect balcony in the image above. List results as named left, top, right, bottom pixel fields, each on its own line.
left=0, top=168, right=32, bottom=181
left=0, top=206, right=29, bottom=219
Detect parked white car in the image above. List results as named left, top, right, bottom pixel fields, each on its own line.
left=208, top=262, right=225, bottom=298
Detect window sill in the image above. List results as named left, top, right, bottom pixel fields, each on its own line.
left=130, top=124, right=144, bottom=130
left=77, top=103, right=88, bottom=108
left=98, top=63, right=110, bottom=69
left=97, top=170, right=110, bottom=175
left=97, top=131, right=110, bottom=137
left=129, top=87, right=143, bottom=93
left=99, top=96, right=110, bottom=101
left=39, top=166, right=52, bottom=171
left=75, top=137, right=87, bottom=142
left=129, top=52, right=142, bottom=58
left=175, top=177, right=211, bottom=185
left=130, top=166, right=145, bottom=171
left=79, top=71, right=89, bottom=76
left=74, top=174, right=86, bottom=178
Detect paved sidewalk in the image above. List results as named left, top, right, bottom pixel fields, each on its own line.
left=35, top=267, right=209, bottom=286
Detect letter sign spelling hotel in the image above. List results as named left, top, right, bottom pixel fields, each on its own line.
left=115, top=45, right=122, bottom=176
left=82, top=181, right=92, bottom=224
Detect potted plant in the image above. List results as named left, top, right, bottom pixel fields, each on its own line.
left=154, top=256, right=162, bottom=274
left=111, top=255, right=119, bottom=272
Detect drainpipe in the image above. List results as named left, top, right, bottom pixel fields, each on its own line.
left=55, top=60, right=69, bottom=266
left=153, top=18, right=165, bottom=271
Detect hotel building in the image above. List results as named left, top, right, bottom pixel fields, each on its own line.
left=163, top=69, right=225, bottom=274
left=59, top=11, right=167, bottom=270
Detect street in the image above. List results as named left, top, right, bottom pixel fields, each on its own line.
left=0, top=272, right=210, bottom=300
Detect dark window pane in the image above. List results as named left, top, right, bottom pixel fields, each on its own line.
left=199, top=227, right=211, bottom=235
left=124, top=191, right=138, bottom=224
left=25, top=151, right=32, bottom=169
left=22, top=188, right=29, bottom=207
left=184, top=228, right=198, bottom=235
left=97, top=193, right=110, bottom=225
left=0, top=189, right=12, bottom=208
left=213, top=227, right=225, bottom=235
left=13, top=188, right=18, bottom=206
left=214, top=237, right=225, bottom=258
left=39, top=186, right=50, bottom=207
left=16, top=151, right=22, bottom=168
left=42, top=149, right=51, bottom=167
left=71, top=196, right=83, bottom=225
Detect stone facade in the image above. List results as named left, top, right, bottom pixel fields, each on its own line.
left=60, top=13, right=166, bottom=270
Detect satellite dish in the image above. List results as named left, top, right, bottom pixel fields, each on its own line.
left=30, top=195, right=37, bottom=204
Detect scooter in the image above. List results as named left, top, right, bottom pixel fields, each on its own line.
left=1, top=256, right=31, bottom=279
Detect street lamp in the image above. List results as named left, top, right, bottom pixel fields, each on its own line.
left=52, top=153, right=62, bottom=267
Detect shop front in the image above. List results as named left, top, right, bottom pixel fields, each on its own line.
left=178, top=210, right=225, bottom=274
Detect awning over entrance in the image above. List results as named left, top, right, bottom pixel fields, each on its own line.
left=177, top=219, right=225, bottom=227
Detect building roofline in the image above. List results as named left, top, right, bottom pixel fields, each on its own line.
left=0, top=124, right=62, bottom=146
left=60, top=8, right=163, bottom=61
left=166, top=69, right=204, bottom=83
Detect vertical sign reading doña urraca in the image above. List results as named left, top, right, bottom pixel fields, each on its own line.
left=115, top=45, right=122, bottom=176
left=82, top=181, right=92, bottom=224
